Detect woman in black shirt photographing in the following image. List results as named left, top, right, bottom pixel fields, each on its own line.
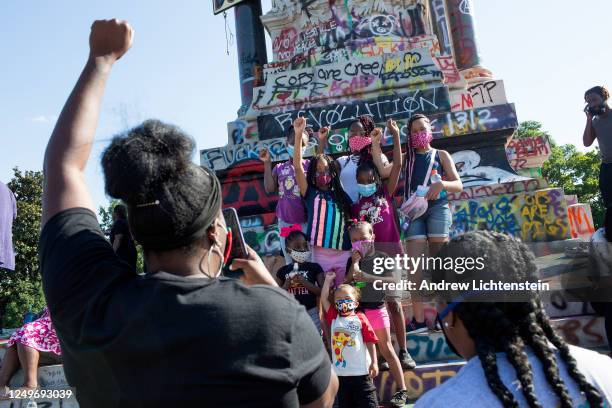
left=40, top=19, right=336, bottom=408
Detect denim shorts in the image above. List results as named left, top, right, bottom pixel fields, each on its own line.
left=405, top=201, right=452, bottom=240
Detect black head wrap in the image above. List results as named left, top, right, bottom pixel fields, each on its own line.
left=128, top=165, right=223, bottom=251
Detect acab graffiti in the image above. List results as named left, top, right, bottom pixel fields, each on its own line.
left=451, top=188, right=571, bottom=242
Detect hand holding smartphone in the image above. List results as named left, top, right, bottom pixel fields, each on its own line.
left=222, top=208, right=248, bottom=279
left=221, top=208, right=278, bottom=287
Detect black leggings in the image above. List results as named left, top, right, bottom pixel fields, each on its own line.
left=600, top=162, right=612, bottom=208
left=337, top=375, right=378, bottom=408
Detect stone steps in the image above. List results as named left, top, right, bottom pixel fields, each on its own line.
left=1, top=314, right=605, bottom=407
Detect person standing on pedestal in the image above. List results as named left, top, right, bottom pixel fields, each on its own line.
left=583, top=86, right=612, bottom=209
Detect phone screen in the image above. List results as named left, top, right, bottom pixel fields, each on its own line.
left=222, top=208, right=248, bottom=278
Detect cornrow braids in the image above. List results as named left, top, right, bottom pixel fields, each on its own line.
left=517, top=307, right=573, bottom=408
left=535, top=302, right=604, bottom=408
left=474, top=336, right=519, bottom=407
left=307, top=154, right=352, bottom=222
left=358, top=115, right=375, bottom=136
left=432, top=231, right=605, bottom=408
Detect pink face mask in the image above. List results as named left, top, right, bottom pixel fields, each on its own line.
left=352, top=239, right=374, bottom=255
left=349, top=136, right=372, bottom=153
left=410, top=130, right=433, bottom=149
left=316, top=174, right=332, bottom=186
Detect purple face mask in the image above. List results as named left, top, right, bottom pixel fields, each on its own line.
left=352, top=239, right=374, bottom=255
left=410, top=130, right=433, bottom=149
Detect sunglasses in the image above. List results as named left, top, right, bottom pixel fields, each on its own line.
left=436, top=300, right=459, bottom=328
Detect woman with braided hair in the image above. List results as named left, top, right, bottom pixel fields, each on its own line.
left=416, top=230, right=611, bottom=408
left=318, top=115, right=394, bottom=204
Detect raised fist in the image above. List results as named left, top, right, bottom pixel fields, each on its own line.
left=89, top=19, right=134, bottom=62
left=293, top=117, right=307, bottom=132
left=387, top=119, right=399, bottom=136
left=319, top=126, right=330, bottom=139
left=370, top=128, right=383, bottom=145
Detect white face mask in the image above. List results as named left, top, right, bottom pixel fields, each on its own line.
left=289, top=249, right=311, bottom=264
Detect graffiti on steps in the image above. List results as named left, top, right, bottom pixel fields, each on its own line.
left=551, top=316, right=608, bottom=350
left=545, top=291, right=595, bottom=319
left=450, top=80, right=507, bottom=111
left=445, top=179, right=548, bottom=201
left=567, top=204, right=595, bottom=241
left=375, top=362, right=464, bottom=402
left=450, top=188, right=571, bottom=242
left=506, top=135, right=551, bottom=170
left=408, top=332, right=459, bottom=363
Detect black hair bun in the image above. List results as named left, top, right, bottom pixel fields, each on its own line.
left=102, top=119, right=195, bottom=203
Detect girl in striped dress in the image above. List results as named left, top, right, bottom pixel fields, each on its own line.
left=293, top=117, right=353, bottom=288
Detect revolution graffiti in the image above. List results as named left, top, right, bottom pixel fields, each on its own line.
left=257, top=86, right=450, bottom=138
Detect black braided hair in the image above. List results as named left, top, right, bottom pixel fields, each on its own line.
left=432, top=231, right=605, bottom=408
left=306, top=154, right=352, bottom=221
left=584, top=86, right=610, bottom=101
left=535, top=301, right=604, bottom=408
left=349, top=115, right=375, bottom=165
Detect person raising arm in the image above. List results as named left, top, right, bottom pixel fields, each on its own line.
left=39, top=20, right=336, bottom=408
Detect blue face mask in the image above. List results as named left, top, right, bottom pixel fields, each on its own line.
left=357, top=183, right=377, bottom=197
left=286, top=145, right=294, bottom=156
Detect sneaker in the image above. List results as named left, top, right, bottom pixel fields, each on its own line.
left=433, top=320, right=442, bottom=332
left=398, top=350, right=417, bottom=370
left=389, top=389, right=408, bottom=407
left=378, top=357, right=390, bottom=371
left=407, top=318, right=428, bottom=334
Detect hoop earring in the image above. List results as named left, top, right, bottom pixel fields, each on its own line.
left=205, top=242, right=224, bottom=278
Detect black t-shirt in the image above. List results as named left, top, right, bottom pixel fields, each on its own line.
left=40, top=208, right=330, bottom=408
left=345, top=251, right=397, bottom=310
left=110, top=218, right=137, bottom=270
left=276, top=262, right=323, bottom=310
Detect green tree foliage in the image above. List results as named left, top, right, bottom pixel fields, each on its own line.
left=516, top=121, right=605, bottom=228
left=1, top=168, right=46, bottom=328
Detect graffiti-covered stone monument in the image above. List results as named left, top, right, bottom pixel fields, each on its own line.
left=200, top=0, right=591, bottom=254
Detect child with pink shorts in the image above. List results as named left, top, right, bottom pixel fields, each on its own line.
left=344, top=220, right=414, bottom=408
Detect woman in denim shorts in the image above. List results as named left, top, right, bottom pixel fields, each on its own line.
left=402, top=114, right=463, bottom=333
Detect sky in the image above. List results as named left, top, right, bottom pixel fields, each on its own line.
left=1, top=0, right=610, bottom=211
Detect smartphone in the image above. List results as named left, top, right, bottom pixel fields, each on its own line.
left=222, top=208, right=249, bottom=279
